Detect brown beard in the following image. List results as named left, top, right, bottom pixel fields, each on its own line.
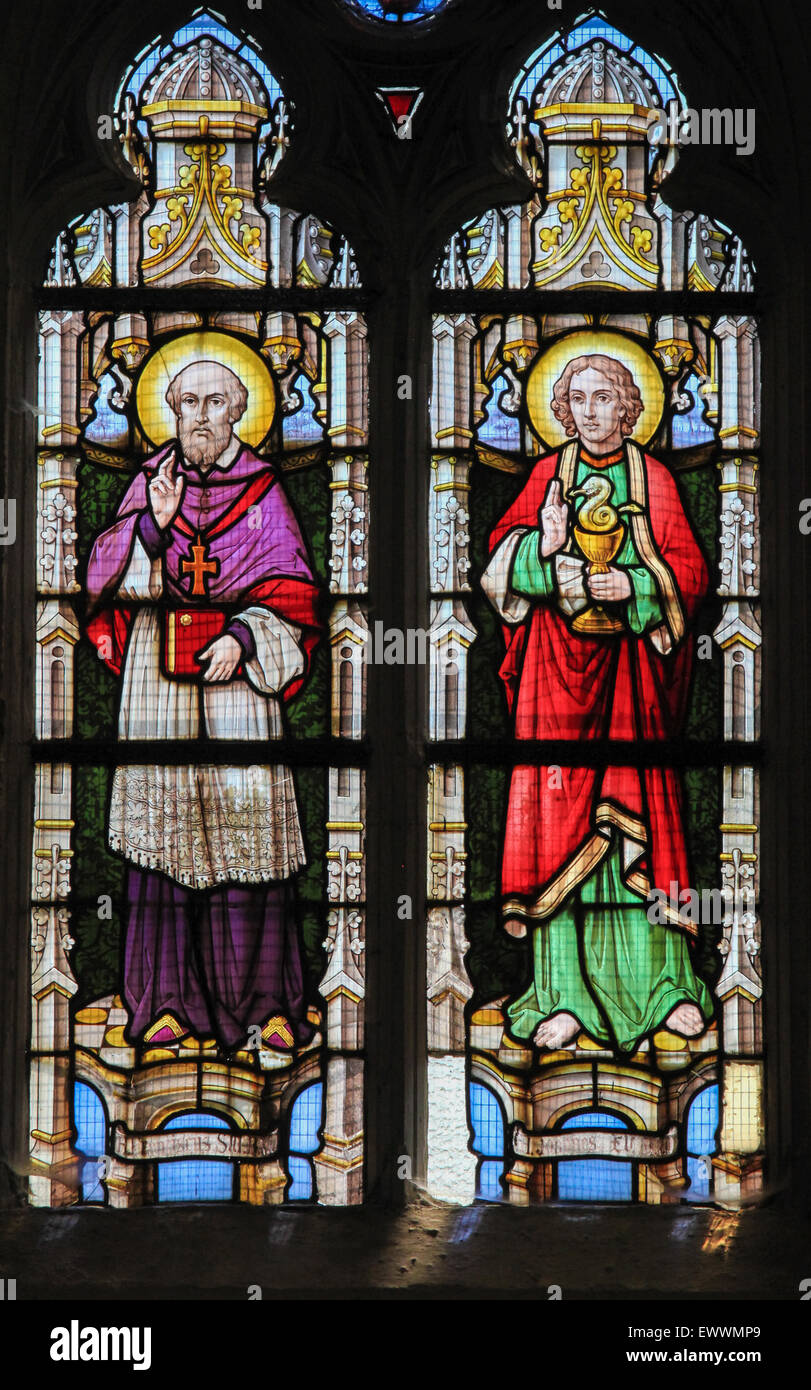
left=179, top=420, right=232, bottom=470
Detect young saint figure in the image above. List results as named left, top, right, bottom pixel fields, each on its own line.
left=86, top=358, right=322, bottom=1052
left=481, top=352, right=714, bottom=1054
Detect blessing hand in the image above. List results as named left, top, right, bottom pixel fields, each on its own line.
left=586, top=566, right=632, bottom=602
left=198, top=634, right=241, bottom=682
left=538, top=478, right=569, bottom=557
left=149, top=448, right=185, bottom=530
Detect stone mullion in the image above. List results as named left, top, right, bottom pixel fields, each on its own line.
left=29, top=291, right=84, bottom=1206
left=311, top=312, right=369, bottom=1204
left=355, top=274, right=431, bottom=1205
left=710, top=315, right=763, bottom=1202
left=424, top=313, right=479, bottom=1201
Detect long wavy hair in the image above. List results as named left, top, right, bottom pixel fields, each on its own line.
left=550, top=353, right=644, bottom=438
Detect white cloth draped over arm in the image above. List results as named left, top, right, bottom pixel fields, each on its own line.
left=235, top=604, right=306, bottom=696
left=554, top=553, right=589, bottom=618
left=480, top=527, right=532, bottom=624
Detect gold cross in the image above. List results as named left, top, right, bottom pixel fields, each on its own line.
left=181, top=534, right=220, bottom=597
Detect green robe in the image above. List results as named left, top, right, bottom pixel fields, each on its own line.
left=506, top=840, right=714, bottom=1051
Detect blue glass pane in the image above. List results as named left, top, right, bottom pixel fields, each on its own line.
left=84, top=372, right=130, bottom=448
left=80, top=1160, right=105, bottom=1204
left=157, top=1160, right=234, bottom=1202
left=158, top=1112, right=234, bottom=1203
left=74, top=1081, right=106, bottom=1156
left=671, top=374, right=716, bottom=447
left=558, top=1110, right=632, bottom=1201
left=74, top=1083, right=108, bottom=1203
left=686, top=1154, right=712, bottom=1200
left=287, top=1155, right=313, bottom=1201
left=686, top=1085, right=719, bottom=1155
left=347, top=0, right=448, bottom=21
left=558, top=1158, right=633, bottom=1201
left=479, top=373, right=522, bottom=450
left=477, top=1160, right=504, bottom=1201
left=470, top=1083, right=504, bottom=1158
left=172, top=12, right=241, bottom=49
left=573, top=17, right=636, bottom=50
left=560, top=1111, right=627, bottom=1130
left=284, top=374, right=323, bottom=445
left=163, top=1112, right=229, bottom=1131
left=289, top=1083, right=323, bottom=1155
left=127, top=44, right=172, bottom=105
left=628, top=46, right=680, bottom=108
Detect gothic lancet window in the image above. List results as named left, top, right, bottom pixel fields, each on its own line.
left=31, top=9, right=368, bottom=1207
left=426, top=14, right=762, bottom=1205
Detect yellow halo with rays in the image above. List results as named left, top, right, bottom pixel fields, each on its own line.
left=525, top=330, right=665, bottom=449
left=135, top=331, right=276, bottom=450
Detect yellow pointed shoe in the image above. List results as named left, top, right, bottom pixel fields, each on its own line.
left=143, top=1013, right=190, bottom=1045
left=260, top=1016, right=295, bottom=1050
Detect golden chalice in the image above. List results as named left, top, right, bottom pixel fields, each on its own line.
left=571, top=521, right=626, bottom=633
left=568, top=477, right=642, bottom=636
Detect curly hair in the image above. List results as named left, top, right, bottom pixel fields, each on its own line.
left=165, top=360, right=249, bottom=422
left=550, top=353, right=644, bottom=438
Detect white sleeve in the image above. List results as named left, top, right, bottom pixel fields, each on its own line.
left=648, top=622, right=674, bottom=656
left=481, top=528, right=591, bottom=623
left=480, top=527, right=531, bottom=625
left=116, top=537, right=163, bottom=600
left=235, top=604, right=305, bottom=696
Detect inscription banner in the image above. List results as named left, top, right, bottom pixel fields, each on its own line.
left=511, top=1124, right=679, bottom=1161
left=111, top=1123, right=278, bottom=1162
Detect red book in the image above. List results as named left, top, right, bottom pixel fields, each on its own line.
left=163, top=609, right=241, bottom=679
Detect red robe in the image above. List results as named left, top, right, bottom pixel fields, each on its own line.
left=488, top=441, right=709, bottom=936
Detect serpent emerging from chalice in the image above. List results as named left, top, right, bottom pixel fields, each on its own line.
left=567, top=475, right=643, bottom=635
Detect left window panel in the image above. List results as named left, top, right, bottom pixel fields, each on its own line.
left=30, top=12, right=368, bottom=1207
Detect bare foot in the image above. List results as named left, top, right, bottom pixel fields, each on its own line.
left=504, top=918, right=527, bottom=939
left=663, top=1002, right=705, bottom=1038
left=533, top=1012, right=580, bottom=1049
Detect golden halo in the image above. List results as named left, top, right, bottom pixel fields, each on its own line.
left=135, top=331, right=276, bottom=450
left=525, top=331, right=665, bottom=448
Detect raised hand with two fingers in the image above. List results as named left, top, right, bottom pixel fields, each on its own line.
left=148, top=446, right=185, bottom=531
left=538, top=478, right=570, bottom=557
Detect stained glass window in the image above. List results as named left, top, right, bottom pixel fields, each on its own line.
left=23, top=0, right=773, bottom=1229
left=31, top=11, right=368, bottom=1208
left=426, top=16, right=762, bottom=1205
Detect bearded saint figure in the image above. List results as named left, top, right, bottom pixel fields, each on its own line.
left=481, top=352, right=714, bottom=1054
left=86, top=358, right=322, bottom=1052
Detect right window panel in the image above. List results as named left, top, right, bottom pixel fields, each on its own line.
left=426, top=18, right=761, bottom=1206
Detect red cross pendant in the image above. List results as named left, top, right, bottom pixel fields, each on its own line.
left=180, top=534, right=220, bottom=597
